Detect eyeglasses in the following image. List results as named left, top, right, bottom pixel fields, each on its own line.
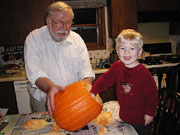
left=51, top=18, right=73, bottom=27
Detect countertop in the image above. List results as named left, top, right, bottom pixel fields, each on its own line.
left=0, top=69, right=108, bottom=82
left=0, top=63, right=179, bottom=82
left=0, top=70, right=27, bottom=82
left=93, top=63, right=180, bottom=74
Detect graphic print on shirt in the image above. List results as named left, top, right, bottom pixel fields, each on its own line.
left=120, top=82, right=133, bottom=94
left=120, top=69, right=134, bottom=95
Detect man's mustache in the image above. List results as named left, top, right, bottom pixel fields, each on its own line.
left=56, top=31, right=68, bottom=34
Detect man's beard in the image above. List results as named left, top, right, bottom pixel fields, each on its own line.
left=49, top=23, right=69, bottom=42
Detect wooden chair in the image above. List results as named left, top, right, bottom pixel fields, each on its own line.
left=151, top=88, right=180, bottom=135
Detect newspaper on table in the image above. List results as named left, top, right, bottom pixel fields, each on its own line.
left=0, top=108, right=8, bottom=125
left=0, top=108, right=8, bottom=117
left=11, top=101, right=138, bottom=135
left=102, top=101, right=138, bottom=135
left=11, top=112, right=98, bottom=135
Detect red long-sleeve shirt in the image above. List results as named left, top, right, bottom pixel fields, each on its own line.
left=91, top=61, right=158, bottom=124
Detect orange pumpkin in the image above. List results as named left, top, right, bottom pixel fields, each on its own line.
left=53, top=81, right=103, bottom=131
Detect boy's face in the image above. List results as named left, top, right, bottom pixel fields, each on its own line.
left=117, top=40, right=142, bottom=68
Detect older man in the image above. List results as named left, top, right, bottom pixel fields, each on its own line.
left=24, top=1, right=95, bottom=115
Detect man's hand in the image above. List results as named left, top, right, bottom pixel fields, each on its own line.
left=144, top=114, right=153, bottom=126
left=35, top=77, right=65, bottom=115
left=47, top=85, right=65, bottom=115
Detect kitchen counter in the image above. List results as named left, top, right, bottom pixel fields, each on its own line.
left=0, top=69, right=109, bottom=82
left=0, top=70, right=27, bottom=82
left=143, top=63, right=179, bottom=69
left=93, top=63, right=180, bottom=74
left=0, top=63, right=179, bottom=82
left=93, top=68, right=109, bottom=74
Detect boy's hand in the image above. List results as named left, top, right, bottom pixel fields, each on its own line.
left=90, top=92, right=95, bottom=98
left=144, top=114, right=153, bottom=126
left=90, top=93, right=103, bottom=105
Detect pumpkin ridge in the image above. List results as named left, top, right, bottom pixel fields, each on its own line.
left=53, top=81, right=103, bottom=131
left=54, top=82, right=88, bottom=106
left=54, top=93, right=93, bottom=121
left=53, top=83, right=96, bottom=117
left=53, top=91, right=92, bottom=118
left=54, top=88, right=87, bottom=116
left=59, top=101, right=102, bottom=131
left=54, top=89, right=101, bottom=119
left=56, top=98, right=102, bottom=125
left=54, top=97, right=102, bottom=123
left=54, top=81, right=86, bottom=99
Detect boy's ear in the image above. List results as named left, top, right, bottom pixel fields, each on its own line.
left=116, top=48, right=120, bottom=56
left=138, top=49, right=143, bottom=57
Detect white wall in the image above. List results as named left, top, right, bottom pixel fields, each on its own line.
left=138, top=22, right=170, bottom=44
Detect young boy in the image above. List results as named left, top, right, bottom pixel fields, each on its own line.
left=90, top=29, right=158, bottom=135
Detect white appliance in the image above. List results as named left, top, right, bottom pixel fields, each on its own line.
left=14, top=80, right=31, bottom=114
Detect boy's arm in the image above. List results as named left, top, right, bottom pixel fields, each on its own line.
left=90, top=64, right=117, bottom=95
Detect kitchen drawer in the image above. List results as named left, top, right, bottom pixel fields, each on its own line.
left=94, top=74, right=117, bottom=103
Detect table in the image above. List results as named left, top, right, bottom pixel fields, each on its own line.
left=0, top=102, right=138, bottom=135
left=1, top=115, right=19, bottom=135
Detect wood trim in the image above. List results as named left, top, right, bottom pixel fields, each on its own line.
left=80, top=7, right=107, bottom=50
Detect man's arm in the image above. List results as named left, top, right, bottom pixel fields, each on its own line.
left=35, top=77, right=55, bottom=93
left=35, top=77, right=65, bottom=115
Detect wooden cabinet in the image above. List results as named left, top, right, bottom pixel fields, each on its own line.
left=136, top=0, right=180, bottom=35
left=110, top=0, right=180, bottom=38
left=0, top=0, right=51, bottom=47
left=110, top=0, right=138, bottom=38
left=169, top=21, right=180, bottom=35
left=94, top=74, right=117, bottom=103
left=2, top=0, right=179, bottom=47
left=0, top=0, right=106, bottom=50
left=0, top=82, right=18, bottom=114
left=136, top=0, right=180, bottom=11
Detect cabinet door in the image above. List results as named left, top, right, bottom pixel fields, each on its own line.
left=137, top=0, right=180, bottom=11
left=111, top=0, right=138, bottom=38
left=0, top=0, right=106, bottom=50
left=169, top=21, right=180, bottom=35
left=94, top=74, right=117, bottom=103
left=0, top=82, right=18, bottom=114
left=0, top=0, right=51, bottom=46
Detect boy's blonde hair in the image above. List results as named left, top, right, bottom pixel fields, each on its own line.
left=115, top=29, right=143, bottom=50
left=46, top=1, right=74, bottom=19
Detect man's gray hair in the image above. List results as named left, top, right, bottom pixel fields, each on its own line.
left=46, top=1, right=74, bottom=19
